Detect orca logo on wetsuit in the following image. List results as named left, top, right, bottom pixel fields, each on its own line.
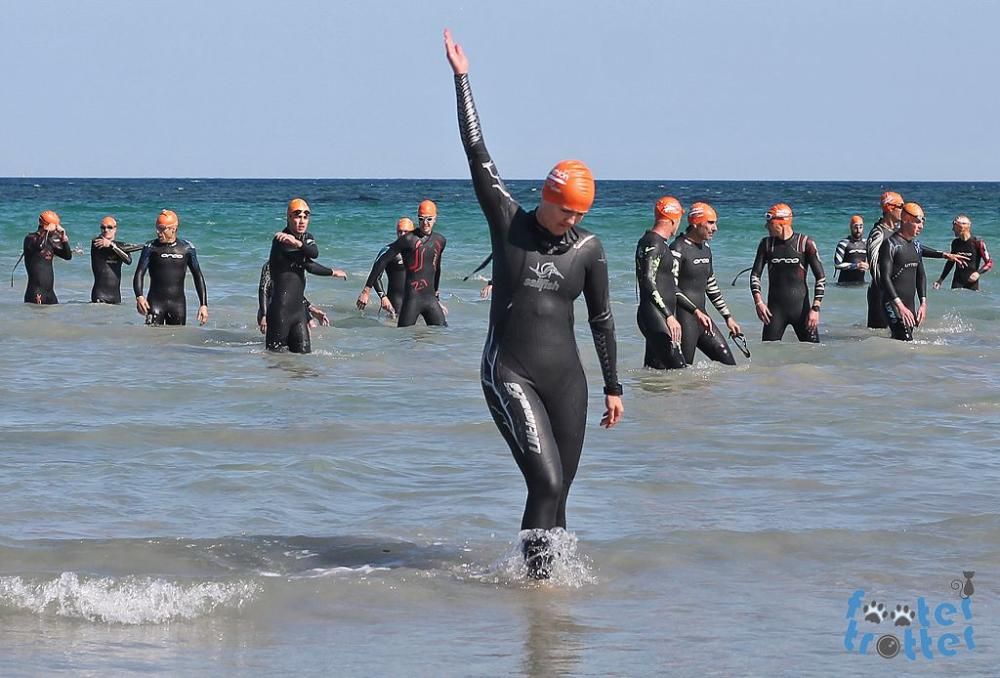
left=692, top=257, right=710, bottom=265
left=160, top=253, right=185, bottom=259
left=524, top=261, right=564, bottom=292
left=770, top=257, right=801, bottom=264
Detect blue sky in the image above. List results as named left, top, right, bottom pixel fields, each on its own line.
left=1, top=0, right=996, bottom=180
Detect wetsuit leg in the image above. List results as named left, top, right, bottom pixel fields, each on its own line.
left=762, top=308, right=791, bottom=341
left=419, top=300, right=448, bottom=327
left=884, top=301, right=913, bottom=341
left=395, top=296, right=420, bottom=327
left=286, top=320, right=312, bottom=354
left=637, top=306, right=685, bottom=369
left=25, top=289, right=58, bottom=305
left=791, top=298, right=819, bottom=343
left=389, top=291, right=405, bottom=319
left=676, top=308, right=702, bottom=364
left=867, top=283, right=888, bottom=328
left=694, top=318, right=737, bottom=364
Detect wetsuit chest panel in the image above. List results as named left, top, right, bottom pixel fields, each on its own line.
left=401, top=233, right=444, bottom=295
left=765, top=235, right=809, bottom=298
left=673, top=236, right=714, bottom=306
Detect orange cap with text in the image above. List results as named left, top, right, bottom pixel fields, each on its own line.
left=901, top=202, right=924, bottom=219
left=687, top=202, right=718, bottom=225
left=880, top=191, right=904, bottom=210
left=655, top=196, right=684, bottom=220
left=418, top=200, right=437, bottom=217
left=287, top=198, right=310, bottom=215
left=397, top=217, right=415, bottom=232
left=766, top=203, right=794, bottom=225
left=101, top=215, right=118, bottom=228
left=156, top=210, right=179, bottom=227
left=39, top=210, right=60, bottom=227
left=850, top=214, right=864, bottom=225
left=541, top=160, right=595, bottom=213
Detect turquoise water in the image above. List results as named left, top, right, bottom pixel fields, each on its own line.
left=1, top=178, right=998, bottom=676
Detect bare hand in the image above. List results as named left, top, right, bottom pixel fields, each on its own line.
left=258, top=316, right=267, bottom=334
left=444, top=29, right=469, bottom=75
left=755, top=300, right=773, bottom=324
left=694, top=309, right=713, bottom=333
left=601, top=395, right=624, bottom=429
left=309, top=306, right=331, bottom=326
left=896, top=300, right=916, bottom=328
left=666, top=315, right=682, bottom=344
left=332, top=269, right=348, bottom=280
left=380, top=296, right=395, bottom=316
left=725, top=317, right=742, bottom=337
left=858, top=261, right=869, bottom=271
left=969, top=271, right=980, bottom=283
left=807, top=309, right=820, bottom=332
left=916, top=301, right=927, bottom=326
left=94, top=237, right=112, bottom=248
left=439, top=301, right=449, bottom=317
left=480, top=283, right=493, bottom=299
left=946, top=252, right=971, bottom=268
left=357, top=289, right=371, bottom=310
left=274, top=232, right=302, bottom=248
left=933, top=280, right=942, bottom=290
left=197, top=305, right=209, bottom=325
left=136, top=295, right=150, bottom=316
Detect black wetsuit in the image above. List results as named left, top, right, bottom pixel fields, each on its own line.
left=938, top=237, right=992, bottom=290
left=22, top=230, right=72, bottom=304
left=879, top=232, right=926, bottom=341
left=867, top=218, right=949, bottom=327
left=370, top=244, right=407, bottom=315
left=750, top=233, right=826, bottom=342
left=671, top=233, right=736, bottom=364
left=258, top=262, right=322, bottom=332
left=91, top=239, right=143, bottom=304
left=264, top=230, right=333, bottom=353
left=635, top=231, right=685, bottom=369
left=833, top=235, right=868, bottom=285
left=454, top=72, right=620, bottom=535
left=132, top=239, right=208, bottom=325
left=365, top=231, right=447, bottom=327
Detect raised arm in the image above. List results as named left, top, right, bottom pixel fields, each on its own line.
left=445, top=29, right=519, bottom=240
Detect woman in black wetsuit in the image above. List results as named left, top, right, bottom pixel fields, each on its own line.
left=445, top=29, right=623, bottom=579
left=23, top=210, right=72, bottom=305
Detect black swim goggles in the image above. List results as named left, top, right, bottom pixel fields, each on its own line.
left=730, top=332, right=751, bottom=359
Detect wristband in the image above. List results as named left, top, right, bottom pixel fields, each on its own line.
left=603, top=383, right=623, bottom=397
left=811, top=304, right=821, bottom=312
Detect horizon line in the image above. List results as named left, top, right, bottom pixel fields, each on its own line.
left=3, top=176, right=1000, bottom=184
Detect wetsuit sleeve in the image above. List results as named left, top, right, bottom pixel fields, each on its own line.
left=938, top=242, right=955, bottom=282
left=187, top=247, right=208, bottom=306
left=365, top=240, right=403, bottom=289
left=303, top=259, right=334, bottom=277
left=749, top=239, right=768, bottom=300
left=878, top=239, right=900, bottom=301
left=805, top=238, right=826, bottom=305
left=918, top=243, right=945, bottom=259
left=23, top=235, right=35, bottom=256
left=54, top=236, right=73, bottom=260
left=834, top=239, right=850, bottom=270
left=978, top=239, right=993, bottom=274
left=867, top=230, right=884, bottom=286
left=133, top=244, right=151, bottom=297
left=916, top=256, right=927, bottom=302
left=582, top=241, right=620, bottom=392
left=300, top=233, right=320, bottom=260
left=454, top=73, right=519, bottom=241
left=122, top=242, right=145, bottom=254
left=370, top=246, right=390, bottom=298
left=258, top=263, right=270, bottom=323
left=434, top=235, right=446, bottom=294
left=705, top=262, right=732, bottom=319
left=637, top=244, right=673, bottom=319
left=109, top=242, right=132, bottom=265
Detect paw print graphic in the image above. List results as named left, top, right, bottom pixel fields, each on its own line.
left=892, top=604, right=916, bottom=626
left=863, top=601, right=888, bottom=623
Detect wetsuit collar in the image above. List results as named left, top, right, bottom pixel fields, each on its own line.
left=529, top=210, right=578, bottom=254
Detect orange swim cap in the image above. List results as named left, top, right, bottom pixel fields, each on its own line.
left=100, top=215, right=118, bottom=228
left=765, top=203, right=794, bottom=225
left=687, top=202, right=718, bottom=225
left=654, top=196, right=684, bottom=220
left=287, top=198, right=310, bottom=215
left=541, top=160, right=595, bottom=213
left=156, top=209, right=179, bottom=227
left=38, top=210, right=60, bottom=227
left=880, top=191, right=904, bottom=210
left=850, top=214, right=864, bottom=225
left=417, top=200, right=437, bottom=217
left=901, top=202, right=924, bottom=220
left=397, top=217, right=415, bottom=232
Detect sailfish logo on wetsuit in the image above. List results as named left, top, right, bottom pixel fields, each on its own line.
left=524, top=261, right=564, bottom=291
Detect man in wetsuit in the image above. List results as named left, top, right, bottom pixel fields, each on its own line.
left=263, top=198, right=347, bottom=353
left=879, top=202, right=928, bottom=341
left=257, top=262, right=331, bottom=335
left=672, top=202, right=742, bottom=365
left=867, top=191, right=967, bottom=327
left=91, top=215, right=144, bottom=304
left=833, top=215, right=869, bottom=286
left=445, top=28, right=623, bottom=579
left=357, top=200, right=448, bottom=327
left=635, top=196, right=685, bottom=369
left=368, top=217, right=415, bottom=318
left=133, top=209, right=209, bottom=325
left=23, top=210, right=72, bottom=304
left=934, top=215, right=992, bottom=291
left=750, top=203, right=825, bottom=342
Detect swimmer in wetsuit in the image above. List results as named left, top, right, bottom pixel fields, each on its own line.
left=671, top=202, right=742, bottom=365
left=635, top=196, right=685, bottom=369
left=90, top=215, right=144, bottom=304
left=867, top=191, right=967, bottom=327
left=257, top=261, right=331, bottom=334
left=934, top=215, right=992, bottom=291
left=133, top=209, right=209, bottom=326
left=833, top=215, right=869, bottom=286
left=22, top=210, right=72, bottom=305
left=263, top=198, right=347, bottom=353
left=357, top=200, right=448, bottom=327
left=879, top=202, right=928, bottom=341
left=750, top=203, right=825, bottom=343
left=369, top=217, right=415, bottom=318
left=445, top=28, right=623, bottom=579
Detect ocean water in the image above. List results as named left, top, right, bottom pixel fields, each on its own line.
left=1, top=178, right=998, bottom=676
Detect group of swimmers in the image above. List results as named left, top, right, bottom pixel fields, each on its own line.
left=11, top=28, right=993, bottom=580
